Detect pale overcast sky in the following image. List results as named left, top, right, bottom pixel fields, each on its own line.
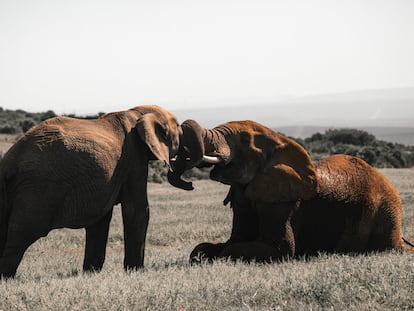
left=0, top=0, right=413, bottom=115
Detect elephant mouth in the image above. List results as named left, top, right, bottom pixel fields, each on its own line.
left=209, top=160, right=241, bottom=185
left=204, top=153, right=233, bottom=184
left=210, top=166, right=229, bottom=184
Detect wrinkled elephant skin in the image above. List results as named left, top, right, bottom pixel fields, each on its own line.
left=169, top=119, right=411, bottom=264
left=0, top=105, right=181, bottom=278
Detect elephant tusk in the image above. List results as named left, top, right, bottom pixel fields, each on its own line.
left=170, top=156, right=191, bottom=162
left=202, top=155, right=223, bottom=164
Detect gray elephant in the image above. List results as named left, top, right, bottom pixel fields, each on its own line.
left=0, top=105, right=181, bottom=278
left=168, top=119, right=411, bottom=263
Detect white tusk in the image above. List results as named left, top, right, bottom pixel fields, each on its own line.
left=170, top=156, right=190, bottom=162
left=202, top=155, right=222, bottom=164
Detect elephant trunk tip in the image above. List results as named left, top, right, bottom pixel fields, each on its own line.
left=167, top=170, right=194, bottom=191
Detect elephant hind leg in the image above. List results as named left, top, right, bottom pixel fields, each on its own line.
left=367, top=230, right=404, bottom=252
left=0, top=196, right=53, bottom=278
left=0, top=242, right=31, bottom=279
left=336, top=204, right=404, bottom=253
left=0, top=227, right=45, bottom=279
left=368, top=206, right=404, bottom=252
left=336, top=215, right=373, bottom=253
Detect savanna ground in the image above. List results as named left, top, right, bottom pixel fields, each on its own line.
left=0, top=135, right=413, bottom=310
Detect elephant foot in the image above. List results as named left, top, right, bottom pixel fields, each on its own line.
left=83, top=264, right=104, bottom=274
left=0, top=248, right=27, bottom=279
left=189, top=242, right=227, bottom=264
left=0, top=272, right=15, bottom=280
left=0, top=263, right=17, bottom=280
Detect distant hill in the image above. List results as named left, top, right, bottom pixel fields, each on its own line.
left=276, top=126, right=414, bottom=146
left=172, top=88, right=414, bottom=145
left=1, top=87, right=413, bottom=146
left=0, top=100, right=413, bottom=173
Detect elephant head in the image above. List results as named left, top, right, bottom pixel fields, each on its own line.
left=132, top=105, right=181, bottom=167
left=168, top=119, right=318, bottom=202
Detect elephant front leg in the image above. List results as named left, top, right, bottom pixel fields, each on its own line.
left=218, top=241, right=282, bottom=263
left=189, top=242, right=228, bottom=264
left=256, top=201, right=297, bottom=260
left=83, top=209, right=113, bottom=272
left=227, top=197, right=259, bottom=244
left=121, top=194, right=149, bottom=271
left=190, top=186, right=259, bottom=264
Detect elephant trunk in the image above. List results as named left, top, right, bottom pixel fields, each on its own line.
left=167, top=119, right=206, bottom=190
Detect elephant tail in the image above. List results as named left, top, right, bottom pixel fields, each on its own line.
left=402, top=237, right=414, bottom=252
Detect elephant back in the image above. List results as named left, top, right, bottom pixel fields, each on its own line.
left=315, top=154, right=401, bottom=208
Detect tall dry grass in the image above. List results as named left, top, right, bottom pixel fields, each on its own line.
left=1, top=170, right=414, bottom=310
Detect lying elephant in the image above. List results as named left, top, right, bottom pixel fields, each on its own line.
left=168, top=119, right=413, bottom=263
left=0, top=105, right=181, bottom=278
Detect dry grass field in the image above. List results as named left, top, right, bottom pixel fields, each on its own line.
left=0, top=134, right=17, bottom=157
left=0, top=135, right=413, bottom=310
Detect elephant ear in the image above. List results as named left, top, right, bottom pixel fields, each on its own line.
left=136, top=113, right=170, bottom=166
left=245, top=137, right=318, bottom=203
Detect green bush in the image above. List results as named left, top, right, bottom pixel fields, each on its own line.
left=300, top=128, right=414, bottom=168
left=324, top=129, right=375, bottom=146
left=20, top=120, right=36, bottom=133
left=0, top=107, right=58, bottom=134
left=40, top=110, right=57, bottom=121
left=0, top=125, right=17, bottom=134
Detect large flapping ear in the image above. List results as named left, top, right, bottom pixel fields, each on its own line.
left=136, top=113, right=170, bottom=165
left=245, top=136, right=318, bottom=203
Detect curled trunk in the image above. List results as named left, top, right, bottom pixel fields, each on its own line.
left=168, top=119, right=230, bottom=190
left=167, top=120, right=205, bottom=190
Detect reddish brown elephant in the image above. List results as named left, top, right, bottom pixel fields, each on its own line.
left=0, top=105, right=181, bottom=278
left=168, top=119, right=412, bottom=263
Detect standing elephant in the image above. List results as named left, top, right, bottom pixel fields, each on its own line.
left=0, top=105, right=181, bottom=278
left=168, top=119, right=411, bottom=263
